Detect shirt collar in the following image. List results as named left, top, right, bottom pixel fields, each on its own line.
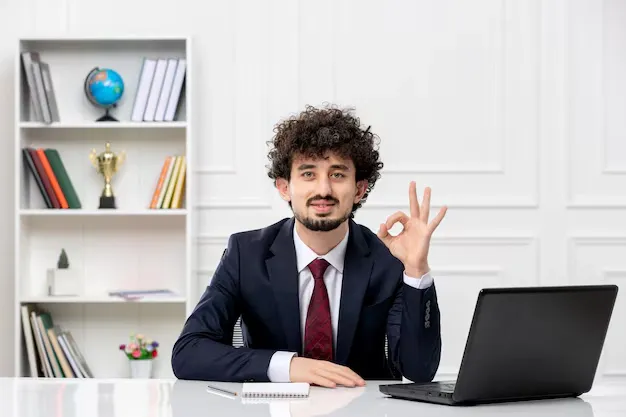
left=293, top=222, right=349, bottom=273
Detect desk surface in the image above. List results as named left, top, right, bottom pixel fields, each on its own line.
left=2, top=377, right=626, bottom=417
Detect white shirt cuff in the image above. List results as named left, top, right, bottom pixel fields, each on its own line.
left=403, top=271, right=434, bottom=289
left=267, top=351, right=297, bottom=382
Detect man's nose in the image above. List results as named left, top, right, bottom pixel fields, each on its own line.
left=315, top=177, right=332, bottom=196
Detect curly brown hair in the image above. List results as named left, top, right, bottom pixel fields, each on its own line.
left=266, top=104, right=384, bottom=216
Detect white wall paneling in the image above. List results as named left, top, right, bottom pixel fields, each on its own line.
left=331, top=0, right=540, bottom=209
left=1, top=0, right=624, bottom=382
left=568, top=237, right=626, bottom=378
left=566, top=0, right=626, bottom=207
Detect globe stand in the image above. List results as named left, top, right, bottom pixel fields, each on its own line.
left=96, top=108, right=118, bottom=122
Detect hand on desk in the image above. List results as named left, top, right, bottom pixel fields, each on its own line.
left=289, top=357, right=366, bottom=388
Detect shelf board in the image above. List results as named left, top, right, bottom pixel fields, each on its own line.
left=20, top=295, right=187, bottom=304
left=19, top=121, right=187, bottom=129
left=19, top=209, right=187, bottom=217
left=19, top=35, right=189, bottom=41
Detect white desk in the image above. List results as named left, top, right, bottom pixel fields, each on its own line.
left=1, top=377, right=625, bottom=417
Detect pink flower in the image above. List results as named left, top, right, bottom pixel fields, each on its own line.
left=132, top=350, right=141, bottom=358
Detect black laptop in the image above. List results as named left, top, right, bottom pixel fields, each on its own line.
left=379, top=285, right=618, bottom=406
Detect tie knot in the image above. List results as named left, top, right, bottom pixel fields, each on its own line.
left=308, top=258, right=330, bottom=280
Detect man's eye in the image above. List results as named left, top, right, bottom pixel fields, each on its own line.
left=332, top=173, right=345, bottom=178
left=302, top=172, right=313, bottom=177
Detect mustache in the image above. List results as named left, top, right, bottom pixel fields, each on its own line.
left=307, top=195, right=339, bottom=206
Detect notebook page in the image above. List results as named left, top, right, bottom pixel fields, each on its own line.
left=241, top=382, right=310, bottom=398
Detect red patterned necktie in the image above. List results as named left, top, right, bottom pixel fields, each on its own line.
left=303, top=258, right=333, bottom=361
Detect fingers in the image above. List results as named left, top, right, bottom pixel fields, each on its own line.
left=315, top=368, right=359, bottom=387
left=421, top=187, right=431, bottom=223
left=333, top=364, right=366, bottom=386
left=309, top=373, right=338, bottom=388
left=428, top=206, right=448, bottom=231
left=318, top=363, right=365, bottom=387
left=385, top=211, right=409, bottom=230
left=377, top=223, right=392, bottom=246
left=409, top=181, right=420, bottom=218
left=299, top=359, right=365, bottom=388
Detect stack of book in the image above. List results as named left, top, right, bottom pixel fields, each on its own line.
left=20, top=304, right=93, bottom=378
left=21, top=51, right=60, bottom=124
left=22, top=147, right=82, bottom=209
left=131, top=57, right=186, bottom=122
left=149, top=155, right=186, bottom=209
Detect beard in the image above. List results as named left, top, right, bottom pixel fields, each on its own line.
left=292, top=195, right=351, bottom=232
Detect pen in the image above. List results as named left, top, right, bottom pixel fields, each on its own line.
left=206, top=384, right=238, bottom=399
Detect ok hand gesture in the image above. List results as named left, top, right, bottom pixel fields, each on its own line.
left=377, top=182, right=447, bottom=278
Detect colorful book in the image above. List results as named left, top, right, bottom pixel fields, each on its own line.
left=44, top=149, right=81, bottom=208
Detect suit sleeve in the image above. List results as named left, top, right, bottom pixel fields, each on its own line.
left=386, top=275, right=441, bottom=383
left=171, top=234, right=277, bottom=382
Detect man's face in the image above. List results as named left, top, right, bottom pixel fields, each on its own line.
left=276, top=152, right=367, bottom=232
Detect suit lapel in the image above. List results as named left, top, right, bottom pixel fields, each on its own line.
left=266, top=217, right=302, bottom=354
left=336, top=220, right=373, bottom=365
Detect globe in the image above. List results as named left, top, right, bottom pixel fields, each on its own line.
left=84, top=67, right=124, bottom=121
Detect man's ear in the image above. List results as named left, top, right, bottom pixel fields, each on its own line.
left=275, top=178, right=291, bottom=202
left=354, top=180, right=368, bottom=203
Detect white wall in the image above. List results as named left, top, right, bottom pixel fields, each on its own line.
left=0, top=0, right=624, bottom=380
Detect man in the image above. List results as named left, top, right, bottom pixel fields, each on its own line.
left=171, top=105, right=448, bottom=387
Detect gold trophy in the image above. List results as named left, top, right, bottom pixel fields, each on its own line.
left=89, top=142, right=125, bottom=209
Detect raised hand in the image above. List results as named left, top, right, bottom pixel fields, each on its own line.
left=377, top=182, right=447, bottom=278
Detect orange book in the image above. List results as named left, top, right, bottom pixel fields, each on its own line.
left=150, top=156, right=173, bottom=209
left=36, top=148, right=68, bottom=208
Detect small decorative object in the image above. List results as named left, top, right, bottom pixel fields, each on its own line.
left=46, top=248, right=82, bottom=296
left=89, top=142, right=125, bottom=209
left=84, top=67, right=124, bottom=122
left=119, top=333, right=159, bottom=379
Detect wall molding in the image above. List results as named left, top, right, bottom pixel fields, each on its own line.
left=601, top=166, right=626, bottom=175
left=566, top=198, right=626, bottom=209
left=366, top=197, right=538, bottom=209
left=429, top=266, right=501, bottom=278
left=430, top=235, right=535, bottom=246
left=566, top=238, right=625, bottom=379
left=566, top=0, right=626, bottom=207
left=602, top=371, right=626, bottom=377
left=569, top=235, right=626, bottom=246
left=381, top=164, right=504, bottom=175
left=196, top=166, right=238, bottom=175
left=194, top=199, right=273, bottom=209
left=195, top=236, right=229, bottom=246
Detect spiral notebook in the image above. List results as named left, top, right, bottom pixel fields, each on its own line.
left=241, top=382, right=310, bottom=398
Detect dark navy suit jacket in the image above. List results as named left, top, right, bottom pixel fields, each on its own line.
left=171, top=217, right=441, bottom=382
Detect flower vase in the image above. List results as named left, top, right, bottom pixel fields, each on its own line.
left=129, top=359, right=153, bottom=379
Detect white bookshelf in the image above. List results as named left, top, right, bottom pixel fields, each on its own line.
left=13, top=36, right=193, bottom=379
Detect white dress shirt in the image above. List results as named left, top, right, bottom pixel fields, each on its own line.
left=266, top=223, right=434, bottom=382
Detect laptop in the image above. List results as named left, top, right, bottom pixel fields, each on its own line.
left=379, top=284, right=618, bottom=406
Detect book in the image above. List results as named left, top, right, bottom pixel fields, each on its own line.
left=241, top=383, right=310, bottom=398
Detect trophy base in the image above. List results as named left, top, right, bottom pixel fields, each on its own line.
left=99, top=196, right=116, bottom=209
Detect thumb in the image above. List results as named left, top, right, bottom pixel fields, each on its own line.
left=377, top=223, right=393, bottom=247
